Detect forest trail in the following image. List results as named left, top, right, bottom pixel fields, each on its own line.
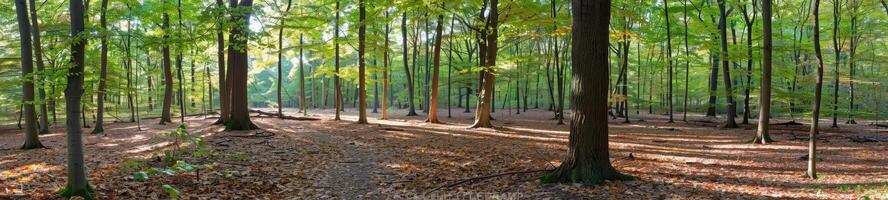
left=2, top=109, right=888, bottom=199
left=310, top=126, right=388, bottom=199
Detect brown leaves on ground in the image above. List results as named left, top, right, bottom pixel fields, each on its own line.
left=1, top=109, right=887, bottom=199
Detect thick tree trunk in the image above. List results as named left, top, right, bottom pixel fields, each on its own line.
left=427, top=13, right=444, bottom=123
left=227, top=0, right=258, bottom=130
left=808, top=0, right=823, bottom=179
left=470, top=0, right=499, bottom=128
left=544, top=0, right=631, bottom=185
left=91, top=0, right=109, bottom=134
left=59, top=0, right=91, bottom=197
left=754, top=0, right=774, bottom=144
left=16, top=0, right=45, bottom=149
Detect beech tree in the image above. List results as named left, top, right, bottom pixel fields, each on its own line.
left=542, top=0, right=632, bottom=185
left=58, top=0, right=91, bottom=197
left=809, top=0, right=824, bottom=179
left=16, top=0, right=45, bottom=150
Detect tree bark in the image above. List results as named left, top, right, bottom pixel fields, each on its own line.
left=718, top=0, right=738, bottom=128
left=26, top=0, right=50, bottom=134
left=226, top=0, right=258, bottom=130
left=91, top=0, right=109, bottom=134
left=160, top=6, right=174, bottom=124
left=808, top=0, right=823, bottom=179
left=470, top=0, right=499, bottom=128
left=16, top=0, right=45, bottom=149
left=754, top=0, right=774, bottom=144
left=403, top=13, right=418, bottom=116
left=277, top=0, right=292, bottom=118
left=357, top=0, right=368, bottom=124
left=427, top=13, right=444, bottom=123
left=59, top=0, right=91, bottom=197
left=544, top=0, right=632, bottom=185
left=334, top=0, right=343, bottom=120
left=664, top=0, right=674, bottom=123
left=214, top=0, right=230, bottom=125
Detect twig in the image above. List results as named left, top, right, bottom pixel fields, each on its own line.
left=426, top=169, right=551, bottom=194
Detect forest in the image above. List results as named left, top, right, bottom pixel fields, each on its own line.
left=1, top=0, right=887, bottom=199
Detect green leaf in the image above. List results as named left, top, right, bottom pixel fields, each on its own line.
left=162, top=184, right=181, bottom=199
left=132, top=171, right=149, bottom=181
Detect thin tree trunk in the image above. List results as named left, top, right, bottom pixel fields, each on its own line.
left=277, top=0, right=292, bottom=118
left=403, top=13, right=418, bottom=116
left=214, top=0, right=229, bottom=125
left=91, top=0, right=109, bottom=134
left=808, top=0, right=823, bottom=179
left=334, top=0, right=342, bottom=120
left=718, top=0, right=738, bottom=128
left=754, top=0, right=774, bottom=144
left=160, top=7, right=174, bottom=124
left=664, top=0, right=674, bottom=123
left=27, top=0, right=50, bottom=134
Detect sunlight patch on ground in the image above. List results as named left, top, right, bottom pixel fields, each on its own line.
left=0, top=163, right=62, bottom=184
left=125, top=141, right=171, bottom=154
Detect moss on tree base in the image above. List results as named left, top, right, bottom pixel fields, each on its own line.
left=57, top=185, right=94, bottom=200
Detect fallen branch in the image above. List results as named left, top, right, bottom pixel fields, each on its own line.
left=249, top=109, right=321, bottom=121
left=426, top=169, right=551, bottom=194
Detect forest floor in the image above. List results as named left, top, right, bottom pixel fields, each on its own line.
left=2, top=108, right=888, bottom=199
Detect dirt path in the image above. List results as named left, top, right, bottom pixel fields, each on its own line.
left=309, top=127, right=388, bottom=199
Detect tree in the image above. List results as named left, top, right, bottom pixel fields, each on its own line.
left=542, top=0, right=632, bottom=185
left=277, top=0, right=293, bottom=118
left=717, top=0, right=738, bottom=128
left=334, top=0, right=342, bottom=120
left=427, top=11, right=444, bottom=124
left=214, top=0, right=229, bottom=124
left=381, top=11, right=391, bottom=120
left=808, top=0, right=824, bottom=179
left=664, top=0, right=674, bottom=123
left=161, top=3, right=174, bottom=125
left=357, top=0, right=368, bottom=124
left=753, top=0, right=774, bottom=144
left=470, top=0, right=500, bottom=128
left=227, top=0, right=258, bottom=130
left=58, top=0, right=92, bottom=197
left=740, top=0, right=757, bottom=125
left=27, top=0, right=50, bottom=134
left=91, top=0, right=109, bottom=134
left=403, top=12, right=418, bottom=116
left=16, top=0, right=45, bottom=150
left=830, top=0, right=844, bottom=128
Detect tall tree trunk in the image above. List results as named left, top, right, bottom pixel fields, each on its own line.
left=176, top=0, right=186, bottom=123
left=718, top=0, right=738, bottom=128
left=16, top=0, right=45, bottom=149
left=470, top=0, right=498, bottom=128
left=664, top=0, right=674, bottom=123
left=300, top=33, right=307, bottom=116
left=227, top=0, right=258, bottom=130
left=830, top=0, right=842, bottom=128
left=427, top=13, right=444, bottom=123
left=59, top=0, right=91, bottom=197
left=214, top=0, right=229, bottom=125
left=91, top=0, right=109, bottom=134
left=682, top=0, right=690, bottom=121
left=27, top=0, right=50, bottom=134
left=161, top=8, right=174, bottom=124
left=334, top=0, right=343, bottom=120
left=847, top=3, right=858, bottom=124
left=808, top=0, right=823, bottom=179
left=741, top=1, right=757, bottom=125
left=544, top=0, right=632, bottom=185
left=381, top=11, right=390, bottom=120
left=447, top=16, right=454, bottom=118
left=357, top=0, right=368, bottom=124
left=552, top=0, right=565, bottom=125
left=754, top=0, right=774, bottom=144
left=277, top=0, right=292, bottom=118
left=403, top=13, right=418, bottom=116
